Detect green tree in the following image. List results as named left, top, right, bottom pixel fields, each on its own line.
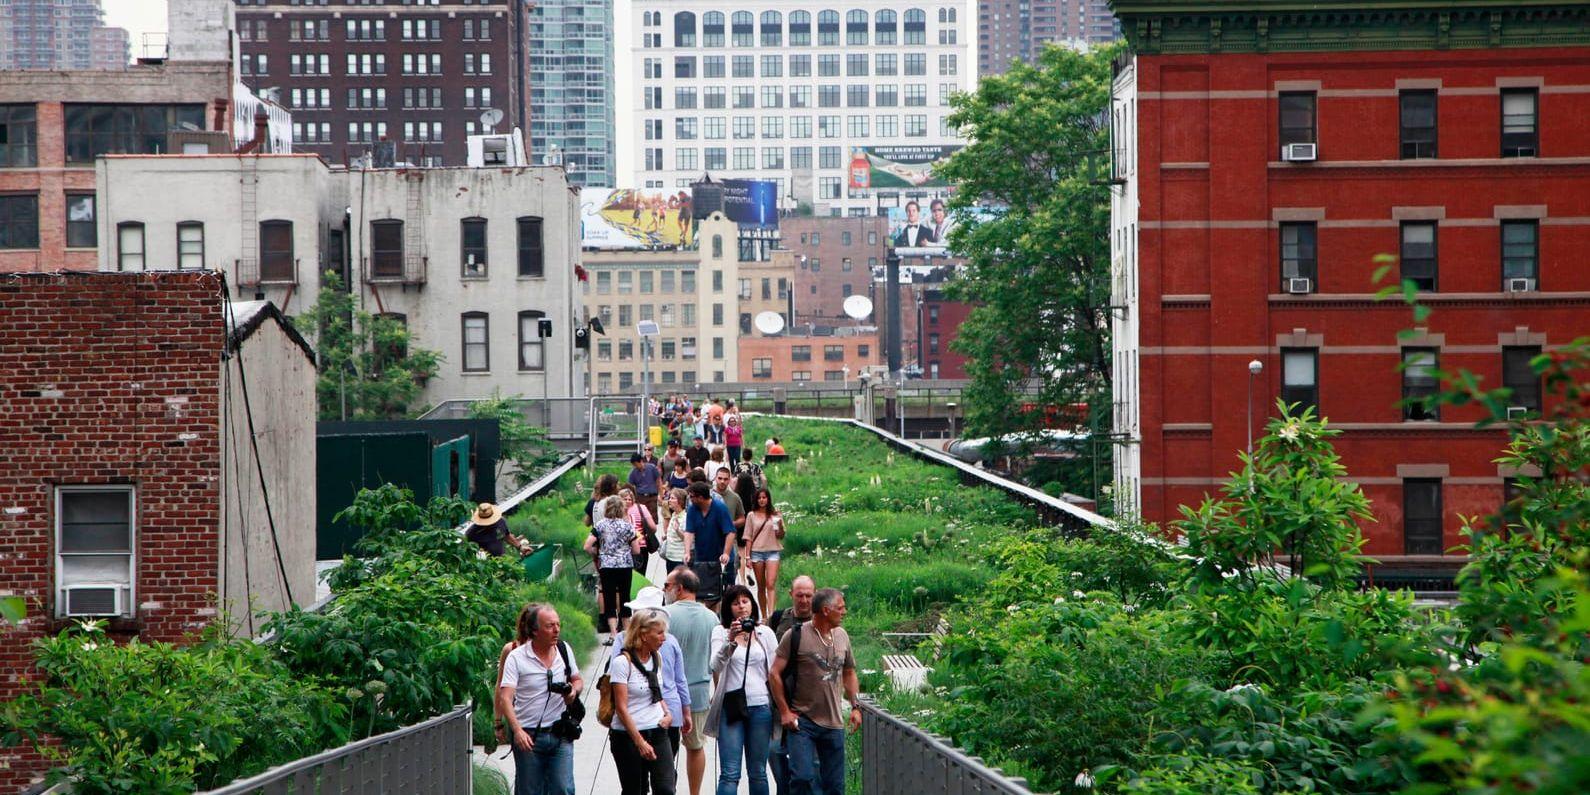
left=468, top=391, right=560, bottom=488
left=936, top=44, right=1116, bottom=439
left=301, top=271, right=441, bottom=420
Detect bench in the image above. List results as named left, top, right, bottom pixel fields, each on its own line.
left=878, top=617, right=951, bottom=691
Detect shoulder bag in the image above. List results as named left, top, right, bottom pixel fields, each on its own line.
left=721, top=633, right=752, bottom=723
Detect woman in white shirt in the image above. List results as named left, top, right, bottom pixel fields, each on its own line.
left=609, top=609, right=676, bottom=795
left=705, top=584, right=779, bottom=795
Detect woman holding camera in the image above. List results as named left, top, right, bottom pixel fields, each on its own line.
left=705, top=584, right=779, bottom=795
left=497, top=604, right=584, bottom=795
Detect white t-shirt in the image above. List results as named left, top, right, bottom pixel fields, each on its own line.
left=610, top=651, right=668, bottom=730
left=710, top=625, right=778, bottom=706
left=499, top=642, right=580, bottom=729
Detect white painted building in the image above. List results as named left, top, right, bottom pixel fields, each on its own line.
left=1108, top=58, right=1140, bottom=517
left=629, top=0, right=974, bottom=216
left=95, top=154, right=584, bottom=406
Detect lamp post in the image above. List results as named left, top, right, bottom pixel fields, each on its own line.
left=1246, top=359, right=1264, bottom=458
left=575, top=315, right=606, bottom=468
left=946, top=401, right=957, bottom=440
left=638, top=320, right=660, bottom=453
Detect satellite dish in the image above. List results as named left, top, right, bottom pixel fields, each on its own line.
left=479, top=108, right=504, bottom=131
left=754, top=311, right=786, bottom=335
left=842, top=295, right=874, bottom=320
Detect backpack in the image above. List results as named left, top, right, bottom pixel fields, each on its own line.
left=781, top=620, right=804, bottom=707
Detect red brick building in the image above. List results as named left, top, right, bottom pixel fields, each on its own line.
left=781, top=215, right=889, bottom=323
left=738, top=331, right=880, bottom=384
left=0, top=271, right=316, bottom=790
left=918, top=285, right=974, bottom=380
left=1109, top=1, right=1590, bottom=565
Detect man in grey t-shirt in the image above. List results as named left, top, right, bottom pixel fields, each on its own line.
left=664, top=567, right=719, bottom=795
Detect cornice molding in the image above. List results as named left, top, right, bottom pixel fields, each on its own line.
left=1115, top=4, right=1590, bottom=55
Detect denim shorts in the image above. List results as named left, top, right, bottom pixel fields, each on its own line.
left=750, top=550, right=781, bottom=563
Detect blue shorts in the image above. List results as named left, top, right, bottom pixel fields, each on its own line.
left=750, top=550, right=781, bottom=563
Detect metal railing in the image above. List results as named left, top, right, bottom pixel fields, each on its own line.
left=236, top=257, right=299, bottom=288
left=858, top=697, right=1036, bottom=795
left=197, top=704, right=472, bottom=794
left=362, top=254, right=428, bottom=286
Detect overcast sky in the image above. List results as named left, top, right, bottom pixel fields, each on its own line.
left=103, top=0, right=169, bottom=59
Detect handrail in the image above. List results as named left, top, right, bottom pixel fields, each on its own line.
left=857, top=696, right=1035, bottom=794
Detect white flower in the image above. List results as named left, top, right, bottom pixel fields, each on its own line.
left=81, top=641, right=99, bottom=652
left=1075, top=770, right=1095, bottom=788
left=1006, top=604, right=1020, bottom=613
left=1072, top=590, right=1086, bottom=599
left=1277, top=422, right=1302, bottom=442
left=846, top=550, right=857, bottom=558
left=1053, top=596, right=1066, bottom=605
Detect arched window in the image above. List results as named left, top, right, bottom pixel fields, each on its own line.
left=731, top=11, right=753, bottom=46
left=817, top=10, right=839, bottom=45
left=904, top=9, right=926, bottom=44
left=875, top=9, right=897, bottom=43
left=674, top=11, right=696, bottom=46
left=846, top=10, right=868, bottom=45
left=703, top=11, right=725, bottom=47
left=788, top=11, right=811, bottom=45
left=760, top=11, right=782, bottom=46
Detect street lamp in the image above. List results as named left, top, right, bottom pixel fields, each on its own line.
left=575, top=315, right=606, bottom=468
left=1246, top=359, right=1264, bottom=458
left=637, top=320, right=661, bottom=453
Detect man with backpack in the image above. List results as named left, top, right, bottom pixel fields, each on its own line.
left=497, top=604, right=584, bottom=795
left=765, top=576, right=817, bottom=794
left=768, top=589, right=861, bottom=795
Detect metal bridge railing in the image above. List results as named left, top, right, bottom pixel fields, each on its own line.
left=858, top=697, right=1036, bottom=795
left=196, top=704, right=472, bottom=795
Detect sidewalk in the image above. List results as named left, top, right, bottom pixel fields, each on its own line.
left=474, top=643, right=756, bottom=794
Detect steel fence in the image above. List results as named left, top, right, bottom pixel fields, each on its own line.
left=196, top=704, right=473, bottom=795
left=858, top=697, right=1036, bottom=795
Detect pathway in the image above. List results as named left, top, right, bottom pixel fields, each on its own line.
left=473, top=643, right=756, bottom=794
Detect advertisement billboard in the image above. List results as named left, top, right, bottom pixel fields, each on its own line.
left=848, top=145, right=962, bottom=190
left=886, top=203, right=996, bottom=257
left=719, top=179, right=779, bottom=228
left=579, top=188, right=695, bottom=250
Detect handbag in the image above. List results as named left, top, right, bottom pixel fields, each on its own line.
left=596, top=653, right=616, bottom=728
left=721, top=633, right=752, bottom=724
left=644, top=528, right=660, bottom=555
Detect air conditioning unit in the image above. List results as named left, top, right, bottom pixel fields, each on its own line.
left=1506, top=406, right=1530, bottom=421
left=1508, top=277, right=1536, bottom=293
left=63, top=584, right=126, bottom=617
left=1281, top=142, right=1317, bottom=162
left=1286, top=277, right=1313, bottom=294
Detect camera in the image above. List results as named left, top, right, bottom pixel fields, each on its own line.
left=738, top=617, right=757, bottom=634
left=549, top=713, right=583, bottom=741
left=548, top=680, right=573, bottom=696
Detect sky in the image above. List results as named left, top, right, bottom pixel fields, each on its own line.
left=103, top=0, right=169, bottom=60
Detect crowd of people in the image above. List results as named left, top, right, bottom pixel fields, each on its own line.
left=480, top=408, right=860, bottom=795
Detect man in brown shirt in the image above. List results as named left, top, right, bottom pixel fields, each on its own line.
left=768, top=588, right=860, bottom=795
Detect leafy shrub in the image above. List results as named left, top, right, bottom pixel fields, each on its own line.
left=1117, top=756, right=1267, bottom=795
left=1, top=623, right=346, bottom=794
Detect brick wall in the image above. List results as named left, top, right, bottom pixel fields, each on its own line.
left=0, top=270, right=225, bottom=791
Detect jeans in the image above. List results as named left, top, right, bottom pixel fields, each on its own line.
left=610, top=727, right=676, bottom=795
left=785, top=716, right=845, bottom=795
left=512, top=729, right=574, bottom=795
left=769, top=733, right=791, bottom=795
left=727, top=445, right=742, bottom=468
left=716, top=703, right=773, bottom=795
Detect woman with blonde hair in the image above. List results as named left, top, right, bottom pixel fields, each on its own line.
left=609, top=608, right=676, bottom=795
left=703, top=446, right=728, bottom=482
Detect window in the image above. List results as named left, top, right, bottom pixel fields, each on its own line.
left=712, top=304, right=724, bottom=326
left=1281, top=348, right=1318, bottom=412
left=462, top=313, right=490, bottom=371
left=703, top=11, right=725, bottom=46
left=1403, top=479, right=1443, bottom=555
left=857, top=344, right=870, bottom=358
left=761, top=11, right=782, bottom=45
left=619, top=304, right=633, bottom=326
left=0, top=104, right=38, bottom=167
left=682, top=336, right=698, bottom=358
left=712, top=236, right=724, bottom=260
left=1501, top=88, right=1538, bottom=157
left=259, top=220, right=292, bottom=281
left=518, top=217, right=544, bottom=277
left=927, top=334, right=940, bottom=354
left=1280, top=222, right=1317, bottom=287
left=905, top=53, right=926, bottom=76
left=1501, top=220, right=1538, bottom=286
left=732, top=11, right=753, bottom=46
left=63, top=194, right=96, bottom=248
left=55, top=486, right=135, bottom=618
left=819, top=56, right=840, bottom=79
left=1503, top=346, right=1542, bottom=413
left=713, top=337, right=725, bottom=358
left=115, top=222, right=144, bottom=270
left=789, top=11, right=811, bottom=45
left=176, top=222, right=204, bottom=270
left=903, top=8, right=926, bottom=44
left=1399, top=90, right=1438, bottom=159
left=682, top=270, right=696, bottom=292
left=905, top=84, right=927, bottom=106
left=818, top=10, right=839, bottom=45
left=518, top=311, right=546, bottom=371
left=877, top=54, right=897, bottom=77
left=675, top=11, right=696, bottom=46
left=848, top=87, right=869, bottom=108
left=875, top=9, right=897, bottom=43
left=752, top=358, right=773, bottom=378
left=733, top=55, right=754, bottom=78
left=461, top=217, right=487, bottom=277
left=64, top=104, right=205, bottom=163
left=792, top=370, right=812, bottom=381
left=1278, top=92, right=1316, bottom=148
left=824, top=345, right=844, bottom=361
left=1400, top=222, right=1437, bottom=291
left=371, top=219, right=404, bottom=278
left=1402, top=348, right=1440, bottom=421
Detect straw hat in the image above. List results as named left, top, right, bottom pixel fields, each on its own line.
left=472, top=503, right=499, bottom=524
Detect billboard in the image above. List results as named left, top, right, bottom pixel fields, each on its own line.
left=719, top=179, right=779, bottom=228
left=886, top=200, right=953, bottom=254
left=848, top=145, right=962, bottom=190
left=580, top=188, right=695, bottom=250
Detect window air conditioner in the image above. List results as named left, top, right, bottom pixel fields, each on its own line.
left=1508, top=277, right=1535, bottom=293
left=1281, top=142, right=1317, bottom=162
left=1286, top=277, right=1313, bottom=294
left=63, top=584, right=126, bottom=617
left=1506, top=406, right=1530, bottom=421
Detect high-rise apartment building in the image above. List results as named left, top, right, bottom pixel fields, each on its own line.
left=976, top=0, right=1118, bottom=76
left=528, top=0, right=616, bottom=187
left=0, top=0, right=129, bottom=70
left=235, top=0, right=530, bottom=167
left=629, top=1, right=974, bottom=216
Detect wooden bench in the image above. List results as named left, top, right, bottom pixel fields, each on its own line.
left=879, top=617, right=951, bottom=691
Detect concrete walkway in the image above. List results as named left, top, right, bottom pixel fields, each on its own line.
left=473, top=643, right=757, bottom=794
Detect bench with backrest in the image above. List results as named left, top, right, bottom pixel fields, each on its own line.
left=879, top=616, right=950, bottom=691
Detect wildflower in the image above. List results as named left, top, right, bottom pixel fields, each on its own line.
left=1053, top=596, right=1066, bottom=605
left=1006, top=604, right=1020, bottom=613
left=1277, top=422, right=1302, bottom=442
left=1072, top=590, right=1086, bottom=599
left=846, top=550, right=857, bottom=558
left=1075, top=770, right=1094, bottom=788
left=81, top=641, right=99, bottom=652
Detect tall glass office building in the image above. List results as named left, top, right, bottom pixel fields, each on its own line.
left=528, top=0, right=616, bottom=187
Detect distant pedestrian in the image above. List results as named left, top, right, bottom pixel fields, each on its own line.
left=660, top=488, right=690, bottom=574
left=704, top=446, right=728, bottom=482
left=724, top=414, right=745, bottom=469
left=682, top=482, right=736, bottom=608
left=586, top=496, right=642, bottom=639
left=609, top=608, right=678, bottom=795
left=466, top=503, right=529, bottom=557
left=664, top=568, right=719, bottom=795
left=497, top=604, right=583, bottom=795
left=631, top=453, right=663, bottom=521
left=707, top=584, right=778, bottom=795
left=768, top=589, right=860, bottom=795
left=686, top=437, right=711, bottom=471
left=621, top=487, right=660, bottom=576
left=743, top=488, right=785, bottom=617
left=587, top=474, right=621, bottom=528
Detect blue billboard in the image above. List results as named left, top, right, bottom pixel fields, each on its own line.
left=720, top=179, right=779, bottom=228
